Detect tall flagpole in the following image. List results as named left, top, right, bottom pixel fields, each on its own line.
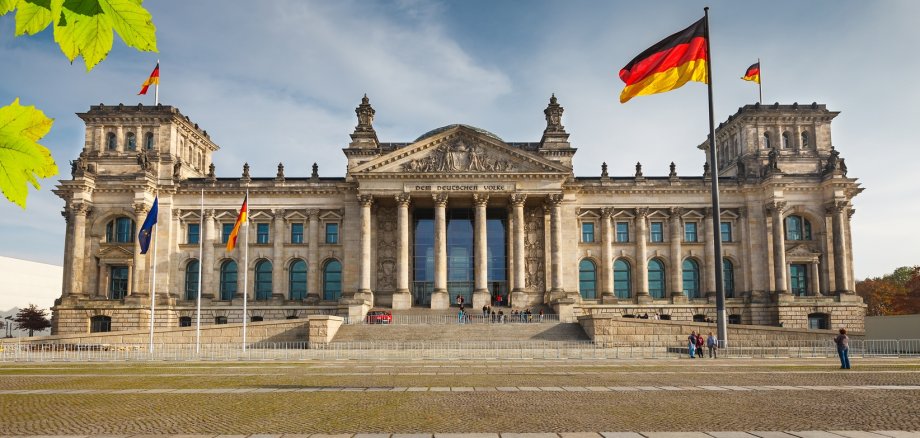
left=148, top=194, right=159, bottom=354
left=195, top=188, right=204, bottom=354
left=758, top=57, right=763, bottom=104
left=704, top=7, right=728, bottom=347
left=242, top=189, right=249, bottom=353
left=155, top=59, right=160, bottom=105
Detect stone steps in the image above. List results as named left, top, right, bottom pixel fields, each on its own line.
left=331, top=322, right=589, bottom=343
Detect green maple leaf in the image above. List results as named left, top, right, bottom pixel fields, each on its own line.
left=0, top=99, right=59, bottom=209
left=2, top=0, right=157, bottom=71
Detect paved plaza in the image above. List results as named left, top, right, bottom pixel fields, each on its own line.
left=0, top=359, right=917, bottom=436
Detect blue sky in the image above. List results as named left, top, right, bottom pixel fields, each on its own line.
left=0, top=0, right=918, bottom=290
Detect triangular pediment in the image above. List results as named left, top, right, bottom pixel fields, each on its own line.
left=351, top=126, right=570, bottom=175
left=787, top=244, right=821, bottom=257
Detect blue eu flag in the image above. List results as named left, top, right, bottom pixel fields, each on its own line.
left=138, top=197, right=159, bottom=254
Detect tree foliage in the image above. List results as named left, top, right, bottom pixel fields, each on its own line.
left=13, top=304, right=52, bottom=337
left=0, top=0, right=157, bottom=208
left=856, top=266, right=920, bottom=316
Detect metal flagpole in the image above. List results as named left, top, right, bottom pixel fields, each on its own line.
left=195, top=188, right=204, bottom=354
left=704, top=7, right=728, bottom=347
left=758, top=57, right=763, bottom=104
left=155, top=59, right=160, bottom=106
left=242, top=190, right=249, bottom=353
left=148, top=195, right=159, bottom=354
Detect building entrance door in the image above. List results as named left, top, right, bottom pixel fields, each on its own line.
left=447, top=209, right=474, bottom=307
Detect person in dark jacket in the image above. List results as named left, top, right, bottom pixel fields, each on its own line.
left=834, top=328, right=851, bottom=369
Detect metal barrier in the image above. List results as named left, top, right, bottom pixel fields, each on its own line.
left=0, top=339, right=918, bottom=362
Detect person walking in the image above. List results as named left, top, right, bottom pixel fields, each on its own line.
left=695, top=331, right=705, bottom=358
left=688, top=331, right=697, bottom=359
left=706, top=331, right=718, bottom=359
left=834, top=328, right=851, bottom=369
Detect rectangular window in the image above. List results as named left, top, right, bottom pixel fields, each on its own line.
left=187, top=223, right=200, bottom=244
left=291, top=223, right=304, bottom=244
left=222, top=223, right=234, bottom=244
left=617, top=222, right=629, bottom=242
left=256, top=223, right=269, bottom=244
left=325, top=223, right=339, bottom=244
left=582, top=222, right=595, bottom=243
left=650, top=222, right=664, bottom=243
left=790, top=264, right=808, bottom=296
left=616, top=222, right=629, bottom=242
left=109, top=266, right=129, bottom=299
left=684, top=222, right=698, bottom=242
left=721, top=221, right=732, bottom=242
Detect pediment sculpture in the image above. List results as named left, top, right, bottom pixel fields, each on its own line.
left=401, top=140, right=514, bottom=173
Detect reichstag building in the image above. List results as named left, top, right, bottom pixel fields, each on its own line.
left=51, top=96, right=865, bottom=334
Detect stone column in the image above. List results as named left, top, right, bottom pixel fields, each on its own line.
left=170, top=208, right=182, bottom=299
left=307, top=209, right=321, bottom=302
left=69, top=203, right=90, bottom=297
left=133, top=203, right=149, bottom=297
left=272, top=208, right=285, bottom=300
left=766, top=201, right=789, bottom=296
left=601, top=207, right=616, bottom=303
left=510, top=193, right=527, bottom=305
left=635, top=208, right=650, bottom=303
left=703, top=208, right=716, bottom=299
left=830, top=201, right=852, bottom=294
left=810, top=261, right=821, bottom=296
left=431, top=193, right=449, bottom=309
left=547, top=194, right=564, bottom=296
left=473, top=193, right=490, bottom=309
left=357, top=195, right=374, bottom=303
left=669, top=207, right=685, bottom=301
left=393, top=193, right=412, bottom=309
left=202, top=209, right=216, bottom=299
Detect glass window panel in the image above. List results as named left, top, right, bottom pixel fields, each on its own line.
left=682, top=259, right=700, bottom=298
left=256, top=223, right=269, bottom=244
left=291, top=223, right=304, bottom=244
left=785, top=216, right=802, bottom=241
left=220, top=260, right=237, bottom=300
left=323, top=260, right=342, bottom=301
left=720, top=221, right=732, bottom=242
left=582, top=222, right=594, bottom=243
left=90, top=316, right=111, bottom=333
left=648, top=259, right=665, bottom=299
left=579, top=259, right=596, bottom=299
left=222, top=223, right=234, bottom=244
left=255, top=260, right=272, bottom=300
left=289, top=260, right=307, bottom=300
left=614, top=259, right=631, bottom=299
left=616, top=222, right=629, bottom=242
left=723, top=258, right=735, bottom=298
left=650, top=222, right=663, bottom=242
left=109, top=266, right=129, bottom=299
left=684, top=222, right=697, bottom=242
left=185, top=260, right=199, bottom=300
left=325, top=223, right=339, bottom=244
left=115, top=217, right=134, bottom=243
left=790, top=264, right=808, bottom=296
left=187, top=223, right=200, bottom=244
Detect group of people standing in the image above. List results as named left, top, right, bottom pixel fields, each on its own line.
left=687, top=331, right=718, bottom=358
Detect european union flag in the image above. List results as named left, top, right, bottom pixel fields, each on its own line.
left=138, top=197, right=159, bottom=254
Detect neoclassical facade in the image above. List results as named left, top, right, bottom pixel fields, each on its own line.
left=51, top=97, right=865, bottom=334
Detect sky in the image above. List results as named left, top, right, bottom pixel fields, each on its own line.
left=1, top=0, right=918, bottom=307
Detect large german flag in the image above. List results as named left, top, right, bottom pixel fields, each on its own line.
left=619, top=18, right=708, bottom=103
left=226, top=195, right=248, bottom=252
left=742, top=62, right=760, bottom=84
left=138, top=63, right=159, bottom=95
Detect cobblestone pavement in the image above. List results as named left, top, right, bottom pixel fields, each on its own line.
left=0, top=432, right=917, bottom=438
left=0, top=359, right=918, bottom=435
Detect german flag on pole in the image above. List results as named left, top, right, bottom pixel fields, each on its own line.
left=742, top=62, right=760, bottom=83
left=619, top=18, right=708, bottom=103
left=226, top=195, right=248, bottom=252
left=138, top=63, right=160, bottom=95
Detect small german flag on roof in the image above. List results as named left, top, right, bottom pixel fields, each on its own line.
left=742, top=62, right=761, bottom=84
left=619, top=17, right=709, bottom=103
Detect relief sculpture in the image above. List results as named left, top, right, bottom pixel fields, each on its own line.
left=375, top=207, right=397, bottom=291
left=402, top=140, right=514, bottom=173
left=524, top=206, right=545, bottom=292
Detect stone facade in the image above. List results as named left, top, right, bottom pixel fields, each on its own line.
left=51, top=97, right=865, bottom=335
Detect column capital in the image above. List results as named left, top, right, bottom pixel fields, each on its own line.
left=70, top=202, right=90, bottom=216
left=357, top=194, right=374, bottom=207
left=204, top=209, right=215, bottom=219
left=764, top=200, right=787, bottom=215
left=737, top=206, right=747, bottom=218
left=702, top=207, right=713, bottom=218
left=271, top=208, right=286, bottom=218
left=668, top=207, right=684, bottom=220
left=825, top=200, right=849, bottom=215
left=545, top=193, right=564, bottom=206
left=432, top=192, right=449, bottom=206
left=171, top=208, right=182, bottom=219
left=395, top=193, right=411, bottom=206
left=634, top=207, right=649, bottom=220
left=473, top=193, right=490, bottom=206
left=510, top=193, right=527, bottom=206
left=847, top=208, right=855, bottom=219
left=601, top=207, right=615, bottom=218
left=307, top=208, right=320, bottom=220
left=134, top=202, right=149, bottom=216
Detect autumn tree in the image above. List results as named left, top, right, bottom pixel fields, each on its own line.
left=856, top=266, right=920, bottom=316
left=13, top=304, right=52, bottom=337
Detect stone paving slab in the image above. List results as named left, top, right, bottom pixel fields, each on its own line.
left=749, top=433, right=801, bottom=438
left=501, top=434, right=559, bottom=438
left=600, top=433, right=645, bottom=438
left=434, top=434, right=499, bottom=438
left=787, top=432, right=849, bottom=438
left=872, top=433, right=920, bottom=438
left=353, top=434, right=390, bottom=438
left=558, top=433, right=603, bottom=438
left=642, top=433, right=712, bottom=438
left=830, top=433, right=894, bottom=438
left=391, top=434, right=432, bottom=438
left=706, top=433, right=760, bottom=438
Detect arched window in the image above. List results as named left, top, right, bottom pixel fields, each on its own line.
left=807, top=312, right=830, bottom=330
left=648, top=259, right=666, bottom=299
left=184, top=259, right=200, bottom=301
left=144, top=132, right=154, bottom=150
left=125, top=132, right=136, bottom=151
left=801, top=131, right=809, bottom=149
left=723, top=258, right=735, bottom=298
left=214, top=316, right=228, bottom=325
left=682, top=259, right=700, bottom=298
left=785, top=215, right=812, bottom=240
left=323, top=259, right=342, bottom=301
left=106, top=132, right=117, bottom=150
left=578, top=259, right=597, bottom=299
left=219, top=260, right=237, bottom=300
left=105, top=217, right=135, bottom=243
left=782, top=131, right=791, bottom=149
left=289, top=259, right=307, bottom=300
left=613, top=259, right=631, bottom=299
left=178, top=316, right=192, bottom=327
left=763, top=132, right=771, bottom=149
left=90, top=315, right=112, bottom=333
left=255, top=260, right=272, bottom=300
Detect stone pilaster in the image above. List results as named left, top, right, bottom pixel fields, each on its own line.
left=669, top=207, right=686, bottom=302
left=69, top=203, right=89, bottom=297
left=829, top=200, right=852, bottom=294
left=472, top=193, right=490, bottom=309
left=431, top=193, right=449, bottom=309
left=133, top=202, right=148, bottom=297
left=635, top=208, right=650, bottom=303
left=357, top=195, right=374, bottom=304
left=766, top=201, right=789, bottom=297
left=510, top=193, right=527, bottom=306
left=271, top=208, right=285, bottom=300
left=703, top=208, right=716, bottom=299
left=600, top=207, right=616, bottom=303
left=393, top=193, right=412, bottom=309
left=306, top=209, right=321, bottom=303
left=547, top=194, right=565, bottom=299
left=202, top=209, right=216, bottom=299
